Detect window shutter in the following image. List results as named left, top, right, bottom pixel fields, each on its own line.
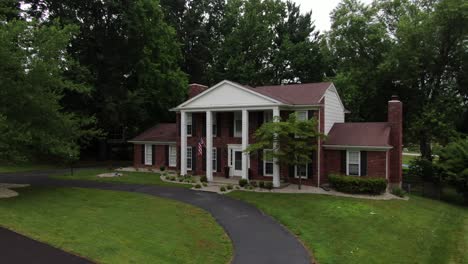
left=217, top=148, right=221, bottom=173
left=192, top=146, right=197, bottom=171
left=257, top=112, right=264, bottom=128
left=141, top=145, right=145, bottom=164
left=152, top=145, right=156, bottom=165
left=340, top=150, right=346, bottom=174
left=216, top=113, right=222, bottom=136
left=202, top=147, right=206, bottom=171
left=289, top=165, right=295, bottom=178
left=194, top=114, right=198, bottom=136
left=202, top=115, right=206, bottom=137
left=308, top=110, right=314, bottom=120
left=228, top=112, right=234, bottom=137
left=257, top=150, right=263, bottom=176
left=360, top=151, right=367, bottom=176
left=165, top=145, right=169, bottom=166
left=308, top=151, right=314, bottom=178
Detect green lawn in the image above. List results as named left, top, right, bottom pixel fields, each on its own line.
left=402, top=154, right=418, bottom=165
left=0, top=162, right=63, bottom=173
left=0, top=187, right=232, bottom=264
left=52, top=169, right=191, bottom=188
left=228, top=192, right=468, bottom=264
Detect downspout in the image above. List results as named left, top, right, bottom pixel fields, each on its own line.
left=317, top=108, right=321, bottom=187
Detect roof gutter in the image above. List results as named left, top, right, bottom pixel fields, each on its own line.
left=322, top=144, right=393, bottom=151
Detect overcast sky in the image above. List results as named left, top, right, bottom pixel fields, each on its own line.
left=293, top=0, right=373, bottom=32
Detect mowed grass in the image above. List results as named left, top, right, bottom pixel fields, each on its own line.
left=52, top=169, right=191, bottom=188
left=402, top=154, right=418, bottom=165
left=228, top=191, right=468, bottom=264
left=0, top=162, right=63, bottom=173
left=0, top=187, right=232, bottom=264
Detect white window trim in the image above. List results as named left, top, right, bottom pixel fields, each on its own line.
left=144, top=144, right=153, bottom=165
left=296, top=110, right=308, bottom=121
left=186, top=147, right=192, bottom=171
left=169, top=145, right=177, bottom=167
left=346, top=150, right=361, bottom=176
left=212, top=148, right=217, bottom=172
left=234, top=112, right=242, bottom=138
left=295, top=164, right=308, bottom=178
left=187, top=113, right=193, bottom=137
left=263, top=149, right=274, bottom=177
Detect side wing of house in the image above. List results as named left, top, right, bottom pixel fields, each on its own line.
left=323, top=84, right=345, bottom=135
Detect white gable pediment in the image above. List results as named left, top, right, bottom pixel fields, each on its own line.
left=176, top=80, right=281, bottom=110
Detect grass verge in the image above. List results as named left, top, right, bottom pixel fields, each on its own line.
left=228, top=191, right=468, bottom=264
left=0, top=187, right=232, bottom=264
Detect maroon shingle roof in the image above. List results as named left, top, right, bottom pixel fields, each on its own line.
left=130, top=123, right=177, bottom=142
left=325, top=122, right=392, bottom=147
left=247, top=82, right=332, bottom=105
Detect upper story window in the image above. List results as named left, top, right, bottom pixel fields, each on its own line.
left=347, top=150, right=360, bottom=176
left=264, top=111, right=273, bottom=123
left=296, top=110, right=308, bottom=121
left=234, top=112, right=242, bottom=137
left=187, top=113, right=193, bottom=137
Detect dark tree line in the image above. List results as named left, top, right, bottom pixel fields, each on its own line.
left=0, top=0, right=466, bottom=162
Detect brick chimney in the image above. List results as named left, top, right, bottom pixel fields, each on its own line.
left=388, top=95, right=403, bottom=187
left=188, top=83, right=208, bottom=99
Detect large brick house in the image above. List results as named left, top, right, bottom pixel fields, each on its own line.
left=130, top=80, right=402, bottom=188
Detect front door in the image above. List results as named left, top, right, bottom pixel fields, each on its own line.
left=233, top=150, right=243, bottom=176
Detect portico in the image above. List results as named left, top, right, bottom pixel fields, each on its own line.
left=174, top=80, right=283, bottom=187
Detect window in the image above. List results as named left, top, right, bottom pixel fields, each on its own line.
left=264, top=111, right=273, bottom=123
left=212, top=113, right=217, bottom=137
left=186, top=147, right=192, bottom=170
left=263, top=149, right=274, bottom=176
left=144, top=144, right=153, bottom=165
left=295, top=164, right=308, bottom=178
left=234, top=112, right=242, bottom=137
left=347, top=150, right=360, bottom=176
left=296, top=110, right=308, bottom=121
left=187, top=113, right=192, bottom=136
left=169, top=145, right=177, bottom=167
left=212, top=148, right=217, bottom=172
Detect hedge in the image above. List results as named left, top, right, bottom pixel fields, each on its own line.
left=328, top=174, right=387, bottom=194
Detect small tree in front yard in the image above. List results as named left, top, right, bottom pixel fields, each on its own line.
left=436, top=138, right=468, bottom=204
left=246, top=113, right=325, bottom=189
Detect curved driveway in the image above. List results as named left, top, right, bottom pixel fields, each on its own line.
left=0, top=170, right=312, bottom=264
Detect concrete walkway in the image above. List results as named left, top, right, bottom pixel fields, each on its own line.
left=0, top=170, right=312, bottom=264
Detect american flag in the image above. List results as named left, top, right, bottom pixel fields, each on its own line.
left=197, top=137, right=205, bottom=156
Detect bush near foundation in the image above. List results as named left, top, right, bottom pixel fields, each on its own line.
left=329, top=174, right=387, bottom=194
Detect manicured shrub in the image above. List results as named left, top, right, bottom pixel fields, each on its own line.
left=239, top=179, right=248, bottom=187
left=194, top=184, right=202, bottom=189
left=264, top=182, right=273, bottom=190
left=235, top=186, right=240, bottom=190
left=391, top=187, right=406, bottom=197
left=258, top=181, right=265, bottom=188
left=250, top=181, right=258, bottom=187
left=200, top=176, right=208, bottom=183
left=328, top=174, right=387, bottom=194
left=227, top=184, right=233, bottom=190
left=220, top=186, right=226, bottom=192
left=202, top=182, right=208, bottom=187
left=159, top=166, right=166, bottom=171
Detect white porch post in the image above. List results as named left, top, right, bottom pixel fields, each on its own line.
left=272, top=107, right=280, bottom=187
left=180, top=111, right=187, bottom=176
left=241, top=109, right=249, bottom=180
left=206, top=111, right=213, bottom=181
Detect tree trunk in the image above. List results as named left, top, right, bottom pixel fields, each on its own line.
left=419, top=134, right=432, bottom=161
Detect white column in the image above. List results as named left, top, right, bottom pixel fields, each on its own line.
left=272, top=107, right=280, bottom=187
left=241, top=109, right=249, bottom=180
left=180, top=111, right=187, bottom=176
left=206, top=111, right=213, bottom=181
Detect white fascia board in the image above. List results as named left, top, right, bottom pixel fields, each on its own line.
left=322, top=145, right=393, bottom=151
left=172, top=80, right=283, bottom=111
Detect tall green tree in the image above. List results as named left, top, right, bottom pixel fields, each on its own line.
left=0, top=19, right=99, bottom=162
left=25, top=0, right=188, bottom=139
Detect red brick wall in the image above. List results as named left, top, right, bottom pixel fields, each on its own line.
left=133, top=144, right=175, bottom=170
left=324, top=149, right=342, bottom=178
left=367, top=151, right=387, bottom=178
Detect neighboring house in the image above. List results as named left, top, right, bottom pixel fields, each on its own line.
left=129, top=80, right=402, bottom=188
